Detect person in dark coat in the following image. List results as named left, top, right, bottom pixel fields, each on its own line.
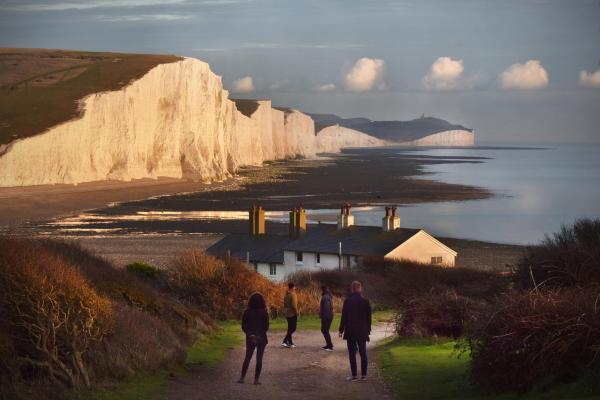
left=338, top=281, right=372, bottom=381
left=319, top=286, right=334, bottom=350
left=238, top=292, right=269, bottom=385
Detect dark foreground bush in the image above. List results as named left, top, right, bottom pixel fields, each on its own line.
left=0, top=237, right=113, bottom=389
left=515, top=218, right=600, bottom=289
left=395, top=290, right=484, bottom=338
left=126, top=261, right=163, bottom=278
left=464, top=288, right=600, bottom=392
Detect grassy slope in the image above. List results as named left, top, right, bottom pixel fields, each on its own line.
left=378, top=337, right=600, bottom=400
left=0, top=49, right=181, bottom=145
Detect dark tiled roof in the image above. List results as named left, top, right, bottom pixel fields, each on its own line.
left=207, top=224, right=422, bottom=263
left=207, top=233, right=290, bottom=264
left=282, top=224, right=421, bottom=256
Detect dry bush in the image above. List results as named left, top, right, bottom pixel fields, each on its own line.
left=514, top=218, right=600, bottom=289
left=38, top=239, right=209, bottom=339
left=0, top=237, right=113, bottom=389
left=287, top=271, right=344, bottom=314
left=395, top=290, right=484, bottom=338
left=168, top=251, right=285, bottom=319
left=464, top=288, right=600, bottom=392
left=88, top=303, right=185, bottom=381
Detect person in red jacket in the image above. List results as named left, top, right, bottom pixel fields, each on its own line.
left=338, top=281, right=372, bottom=382
left=238, top=292, right=269, bottom=385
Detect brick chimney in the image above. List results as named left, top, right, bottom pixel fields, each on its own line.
left=289, top=206, right=307, bottom=239
left=337, top=203, right=355, bottom=230
left=382, top=206, right=400, bottom=232
left=249, top=205, right=265, bottom=236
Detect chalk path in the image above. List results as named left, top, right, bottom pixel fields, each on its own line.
left=162, top=323, right=395, bottom=400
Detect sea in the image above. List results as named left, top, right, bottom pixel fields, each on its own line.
left=35, top=143, right=600, bottom=246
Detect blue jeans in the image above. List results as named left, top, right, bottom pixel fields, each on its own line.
left=346, top=339, right=368, bottom=377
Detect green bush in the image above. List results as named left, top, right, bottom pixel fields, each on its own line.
left=126, top=262, right=162, bottom=278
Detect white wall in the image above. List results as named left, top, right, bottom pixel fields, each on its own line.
left=385, top=231, right=456, bottom=266
left=255, top=262, right=287, bottom=282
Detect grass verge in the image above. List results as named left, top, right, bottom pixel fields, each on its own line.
left=377, top=337, right=600, bottom=400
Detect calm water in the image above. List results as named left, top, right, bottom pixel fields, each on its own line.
left=35, top=144, right=600, bottom=245
left=378, top=144, right=600, bottom=244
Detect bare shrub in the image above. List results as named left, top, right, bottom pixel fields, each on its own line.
left=168, top=251, right=285, bottom=319
left=395, top=290, right=484, bottom=338
left=464, top=289, right=600, bottom=392
left=88, top=303, right=184, bottom=381
left=515, top=218, right=600, bottom=289
left=0, top=237, right=113, bottom=389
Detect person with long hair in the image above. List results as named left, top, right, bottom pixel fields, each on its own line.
left=238, top=292, right=269, bottom=385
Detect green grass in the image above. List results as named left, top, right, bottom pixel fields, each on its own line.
left=269, top=309, right=394, bottom=331
left=186, top=321, right=243, bottom=366
left=377, top=337, right=600, bottom=400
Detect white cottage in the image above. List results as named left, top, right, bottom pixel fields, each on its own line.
left=207, top=205, right=457, bottom=282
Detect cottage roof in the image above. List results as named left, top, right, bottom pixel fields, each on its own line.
left=207, top=223, right=423, bottom=263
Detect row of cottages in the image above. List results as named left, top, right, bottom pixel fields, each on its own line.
left=207, top=205, right=457, bottom=282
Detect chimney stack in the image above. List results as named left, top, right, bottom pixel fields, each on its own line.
left=337, top=203, right=355, bottom=230
left=289, top=206, right=307, bottom=239
left=382, top=205, right=400, bottom=232
left=249, top=205, right=266, bottom=236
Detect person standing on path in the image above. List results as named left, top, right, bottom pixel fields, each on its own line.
left=339, top=281, right=372, bottom=382
left=282, top=282, right=298, bottom=348
left=320, top=286, right=334, bottom=351
left=238, top=292, right=269, bottom=385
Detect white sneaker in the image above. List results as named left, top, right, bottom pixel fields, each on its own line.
left=289, top=344, right=297, bottom=348
left=346, top=376, right=358, bottom=382
left=360, top=375, right=367, bottom=381
left=281, top=342, right=290, bottom=348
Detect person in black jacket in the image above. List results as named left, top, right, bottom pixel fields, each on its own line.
left=338, top=281, right=372, bottom=381
left=319, top=286, right=334, bottom=351
left=238, top=292, right=270, bottom=385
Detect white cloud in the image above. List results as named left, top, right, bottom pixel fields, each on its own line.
left=314, top=83, right=336, bottom=92
left=422, top=57, right=475, bottom=91
left=232, top=76, right=254, bottom=93
left=344, top=57, right=386, bottom=92
left=579, top=68, right=600, bottom=88
left=0, top=0, right=247, bottom=11
left=98, top=14, right=191, bottom=22
left=499, top=60, right=549, bottom=90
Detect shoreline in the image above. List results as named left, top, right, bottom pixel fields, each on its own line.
left=0, top=148, right=492, bottom=228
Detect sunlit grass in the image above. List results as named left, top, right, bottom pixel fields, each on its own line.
left=377, top=337, right=600, bottom=400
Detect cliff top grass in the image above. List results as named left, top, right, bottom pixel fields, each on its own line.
left=0, top=48, right=182, bottom=145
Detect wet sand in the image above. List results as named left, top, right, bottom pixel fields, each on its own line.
left=0, top=148, right=491, bottom=228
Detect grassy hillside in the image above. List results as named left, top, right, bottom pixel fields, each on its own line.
left=0, top=48, right=181, bottom=145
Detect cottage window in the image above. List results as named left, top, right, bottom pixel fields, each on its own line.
left=431, top=256, right=443, bottom=265
left=296, top=251, right=303, bottom=263
left=316, top=252, right=321, bottom=264
left=269, top=263, right=277, bottom=275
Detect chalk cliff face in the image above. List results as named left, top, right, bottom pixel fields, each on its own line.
left=315, top=125, right=386, bottom=153
left=398, top=130, right=475, bottom=146
left=0, top=58, right=332, bottom=187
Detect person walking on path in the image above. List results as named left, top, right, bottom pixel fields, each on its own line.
left=282, top=282, right=298, bottom=348
left=339, top=281, right=372, bottom=382
left=238, top=292, right=270, bottom=385
left=320, top=286, right=334, bottom=351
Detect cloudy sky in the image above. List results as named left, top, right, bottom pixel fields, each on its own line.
left=1, top=0, right=599, bottom=143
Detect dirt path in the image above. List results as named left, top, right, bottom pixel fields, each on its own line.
left=163, top=324, right=396, bottom=400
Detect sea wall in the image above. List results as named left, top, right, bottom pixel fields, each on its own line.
left=400, top=130, right=475, bottom=146
left=0, top=58, right=326, bottom=187
left=315, top=125, right=387, bottom=153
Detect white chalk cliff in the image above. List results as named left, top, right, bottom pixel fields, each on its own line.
left=0, top=57, right=385, bottom=187
left=399, top=130, right=474, bottom=146
left=315, top=125, right=387, bottom=153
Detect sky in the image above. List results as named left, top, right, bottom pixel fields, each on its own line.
left=0, top=0, right=599, bottom=144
